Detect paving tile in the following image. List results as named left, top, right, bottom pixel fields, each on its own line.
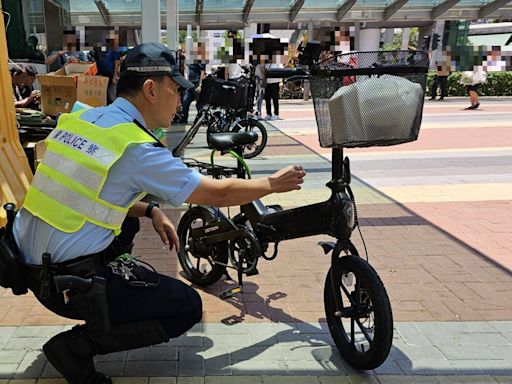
left=35, top=379, right=66, bottom=384
left=177, top=347, right=204, bottom=376
left=0, top=363, right=17, bottom=379
left=126, top=347, right=178, bottom=361
left=493, top=377, right=512, bottom=383
left=229, top=345, right=284, bottom=362
left=284, top=360, right=343, bottom=375
left=13, top=351, right=46, bottom=379
left=94, top=361, right=124, bottom=377
left=346, top=375, right=379, bottom=384
left=436, top=375, right=498, bottom=383
left=205, top=376, right=261, bottom=384
left=261, top=376, right=320, bottom=384
left=437, top=345, right=501, bottom=360
left=176, top=378, right=202, bottom=384
left=122, top=361, right=177, bottom=377
left=318, top=377, right=350, bottom=384
left=0, top=351, right=27, bottom=364
left=449, top=360, right=512, bottom=375
left=149, top=378, right=178, bottom=384
left=394, top=359, right=455, bottom=375
left=111, top=378, right=148, bottom=384
left=378, top=376, right=440, bottom=383
left=7, top=380, right=37, bottom=384
left=230, top=360, right=287, bottom=375
left=2, top=338, right=46, bottom=351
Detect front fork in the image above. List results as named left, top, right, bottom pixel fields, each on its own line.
left=319, top=239, right=359, bottom=315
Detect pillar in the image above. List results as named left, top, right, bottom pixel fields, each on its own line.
left=166, top=0, right=178, bottom=50
left=141, top=0, right=160, bottom=43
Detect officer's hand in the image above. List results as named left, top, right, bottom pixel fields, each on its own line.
left=268, top=165, right=306, bottom=193
left=151, top=207, right=180, bottom=251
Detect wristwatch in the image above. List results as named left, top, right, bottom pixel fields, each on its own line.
left=145, top=202, right=160, bottom=218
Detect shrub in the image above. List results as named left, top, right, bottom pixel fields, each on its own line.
left=426, top=71, right=512, bottom=96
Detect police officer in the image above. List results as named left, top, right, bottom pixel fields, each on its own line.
left=12, top=42, right=306, bottom=384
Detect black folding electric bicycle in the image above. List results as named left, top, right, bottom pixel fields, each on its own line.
left=177, top=51, right=429, bottom=370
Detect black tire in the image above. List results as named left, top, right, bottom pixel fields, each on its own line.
left=324, top=255, right=393, bottom=370
left=231, top=118, right=267, bottom=159
left=177, top=206, right=229, bottom=286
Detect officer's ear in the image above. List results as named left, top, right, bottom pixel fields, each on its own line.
left=142, top=78, right=158, bottom=103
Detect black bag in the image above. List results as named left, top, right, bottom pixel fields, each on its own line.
left=198, top=75, right=248, bottom=110
left=0, top=227, right=28, bottom=295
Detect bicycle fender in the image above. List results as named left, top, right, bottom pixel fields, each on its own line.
left=318, top=240, right=359, bottom=257
left=318, top=241, right=336, bottom=255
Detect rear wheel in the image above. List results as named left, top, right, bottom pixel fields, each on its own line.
left=231, top=118, right=267, bottom=159
left=177, top=206, right=229, bottom=286
left=324, top=255, right=393, bottom=370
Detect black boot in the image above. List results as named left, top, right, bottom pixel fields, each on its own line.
left=43, top=325, right=112, bottom=384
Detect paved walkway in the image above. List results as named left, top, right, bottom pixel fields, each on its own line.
left=1, top=97, right=511, bottom=382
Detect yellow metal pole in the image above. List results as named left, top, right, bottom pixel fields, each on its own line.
left=0, top=5, right=33, bottom=226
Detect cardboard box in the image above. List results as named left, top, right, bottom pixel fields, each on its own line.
left=37, top=63, right=108, bottom=116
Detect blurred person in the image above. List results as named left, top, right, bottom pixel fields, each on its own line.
left=93, top=38, right=121, bottom=104
left=264, top=58, right=283, bottom=120
left=10, top=64, right=40, bottom=109
left=46, top=30, right=94, bottom=72
left=19, top=65, right=40, bottom=110
left=430, top=54, right=451, bottom=101
left=178, top=42, right=207, bottom=124
left=461, top=68, right=486, bottom=110
left=25, top=35, right=45, bottom=62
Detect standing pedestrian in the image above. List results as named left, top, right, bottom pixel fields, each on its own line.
left=430, top=55, right=451, bottom=101
left=264, top=61, right=282, bottom=120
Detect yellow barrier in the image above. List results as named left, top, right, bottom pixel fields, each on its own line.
left=0, top=6, right=33, bottom=226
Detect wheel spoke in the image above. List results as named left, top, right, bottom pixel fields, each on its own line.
left=355, top=318, right=374, bottom=344
left=350, top=317, right=355, bottom=346
left=340, top=281, right=357, bottom=306
left=196, top=254, right=201, bottom=270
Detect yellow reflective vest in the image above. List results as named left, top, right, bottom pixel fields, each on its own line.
left=23, top=111, right=157, bottom=235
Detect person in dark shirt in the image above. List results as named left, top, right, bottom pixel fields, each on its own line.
left=93, top=38, right=121, bottom=104
left=10, top=64, right=40, bottom=109
left=179, top=62, right=206, bottom=124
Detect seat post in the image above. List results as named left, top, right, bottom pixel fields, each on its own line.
left=234, top=147, right=246, bottom=179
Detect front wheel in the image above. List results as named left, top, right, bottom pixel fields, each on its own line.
left=231, top=118, right=268, bottom=159
left=324, top=255, right=393, bottom=370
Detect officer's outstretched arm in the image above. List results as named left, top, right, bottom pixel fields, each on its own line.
left=186, top=165, right=306, bottom=207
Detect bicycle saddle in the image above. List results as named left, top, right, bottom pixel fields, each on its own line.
left=208, top=131, right=258, bottom=151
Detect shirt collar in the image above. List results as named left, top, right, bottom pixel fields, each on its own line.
left=111, top=97, right=148, bottom=128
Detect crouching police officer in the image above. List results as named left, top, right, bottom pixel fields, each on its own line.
left=12, top=42, right=306, bottom=384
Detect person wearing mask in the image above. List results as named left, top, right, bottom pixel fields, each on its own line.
left=13, top=43, right=305, bottom=384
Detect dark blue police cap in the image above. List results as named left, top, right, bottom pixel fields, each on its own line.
left=120, top=42, right=193, bottom=89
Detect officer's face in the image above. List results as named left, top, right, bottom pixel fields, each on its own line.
left=154, top=76, right=181, bottom=128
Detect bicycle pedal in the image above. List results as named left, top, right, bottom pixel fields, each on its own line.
left=219, top=286, right=242, bottom=300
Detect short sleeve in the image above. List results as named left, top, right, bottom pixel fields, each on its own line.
left=124, top=144, right=202, bottom=206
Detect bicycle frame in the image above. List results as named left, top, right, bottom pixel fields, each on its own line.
left=190, top=147, right=355, bottom=252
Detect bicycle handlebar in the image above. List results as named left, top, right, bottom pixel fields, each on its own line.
left=265, top=67, right=308, bottom=79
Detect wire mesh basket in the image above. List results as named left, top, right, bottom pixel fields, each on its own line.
left=310, top=51, right=429, bottom=148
